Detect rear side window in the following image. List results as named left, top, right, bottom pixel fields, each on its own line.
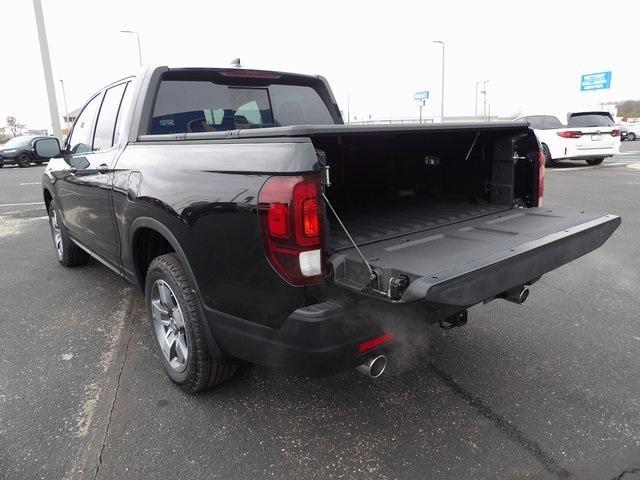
left=524, top=116, right=545, bottom=129
left=523, top=116, right=563, bottom=130
left=93, top=82, right=127, bottom=150
left=542, top=116, right=563, bottom=129
left=68, top=94, right=102, bottom=154
left=568, top=114, right=614, bottom=127
left=150, top=79, right=334, bottom=134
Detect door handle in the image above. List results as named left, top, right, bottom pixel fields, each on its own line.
left=97, top=163, right=109, bottom=174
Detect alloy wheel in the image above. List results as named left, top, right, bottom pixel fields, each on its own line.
left=49, top=208, right=63, bottom=260
left=150, top=279, right=189, bottom=372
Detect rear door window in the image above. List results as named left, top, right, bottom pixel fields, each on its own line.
left=524, top=116, right=545, bottom=130
left=542, top=116, right=563, bottom=129
left=93, top=82, right=127, bottom=150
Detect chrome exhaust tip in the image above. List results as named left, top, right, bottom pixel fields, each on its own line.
left=500, top=285, right=530, bottom=304
left=356, top=355, right=387, bottom=379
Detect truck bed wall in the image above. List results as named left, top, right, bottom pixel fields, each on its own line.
left=311, top=128, right=540, bottom=244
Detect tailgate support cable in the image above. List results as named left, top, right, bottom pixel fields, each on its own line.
left=322, top=192, right=377, bottom=283
left=465, top=132, right=480, bottom=160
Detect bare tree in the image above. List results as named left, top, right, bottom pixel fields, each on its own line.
left=6, top=116, right=25, bottom=137
left=616, top=100, right=640, bottom=119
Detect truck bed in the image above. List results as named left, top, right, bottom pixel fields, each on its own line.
left=328, top=199, right=508, bottom=251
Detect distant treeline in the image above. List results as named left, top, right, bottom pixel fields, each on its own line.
left=617, top=100, right=640, bottom=119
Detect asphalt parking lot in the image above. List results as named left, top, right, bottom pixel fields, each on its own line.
left=1, top=147, right=640, bottom=480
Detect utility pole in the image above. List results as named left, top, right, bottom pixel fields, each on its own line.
left=481, top=80, right=489, bottom=120
left=32, top=0, right=62, bottom=139
left=433, top=41, right=445, bottom=122
left=59, top=79, right=69, bottom=127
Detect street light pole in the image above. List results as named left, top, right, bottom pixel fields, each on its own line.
left=432, top=41, right=445, bottom=122
left=120, top=30, right=142, bottom=67
left=32, top=0, right=62, bottom=139
left=59, top=79, right=69, bottom=127
left=481, top=80, right=489, bottom=120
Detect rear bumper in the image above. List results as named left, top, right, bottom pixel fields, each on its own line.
left=204, top=291, right=453, bottom=376
left=555, top=145, right=619, bottom=160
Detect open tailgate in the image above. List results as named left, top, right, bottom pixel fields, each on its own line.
left=329, top=208, right=620, bottom=306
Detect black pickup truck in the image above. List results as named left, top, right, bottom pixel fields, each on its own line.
left=38, top=66, right=620, bottom=393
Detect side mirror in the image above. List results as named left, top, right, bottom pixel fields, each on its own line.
left=34, top=137, right=61, bottom=159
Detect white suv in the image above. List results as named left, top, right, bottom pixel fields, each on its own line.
left=517, top=112, right=621, bottom=166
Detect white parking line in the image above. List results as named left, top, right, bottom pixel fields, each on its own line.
left=0, top=202, right=45, bottom=207
left=628, top=163, right=640, bottom=170
left=19, top=182, right=40, bottom=186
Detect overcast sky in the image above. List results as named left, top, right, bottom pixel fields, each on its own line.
left=3, top=0, right=639, bottom=131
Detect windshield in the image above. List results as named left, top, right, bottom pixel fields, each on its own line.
left=568, top=114, right=614, bottom=127
left=3, top=136, right=34, bottom=147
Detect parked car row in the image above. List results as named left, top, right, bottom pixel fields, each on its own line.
left=516, top=112, right=622, bottom=166
left=0, top=135, right=53, bottom=167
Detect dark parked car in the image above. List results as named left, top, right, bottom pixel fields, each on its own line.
left=0, top=135, right=52, bottom=168
left=39, top=66, right=620, bottom=393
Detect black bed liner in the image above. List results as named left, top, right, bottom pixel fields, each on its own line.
left=329, top=208, right=620, bottom=306
left=328, top=199, right=508, bottom=251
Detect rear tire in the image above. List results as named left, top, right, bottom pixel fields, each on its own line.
left=586, top=158, right=604, bottom=166
left=47, top=200, right=90, bottom=267
left=145, top=253, right=238, bottom=393
left=17, top=153, right=31, bottom=168
left=628, top=132, right=636, bottom=141
left=542, top=144, right=555, bottom=167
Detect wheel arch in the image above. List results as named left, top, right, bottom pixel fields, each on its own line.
left=43, top=188, right=52, bottom=212
left=128, top=217, right=225, bottom=359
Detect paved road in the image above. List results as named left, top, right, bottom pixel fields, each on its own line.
left=0, top=152, right=639, bottom=480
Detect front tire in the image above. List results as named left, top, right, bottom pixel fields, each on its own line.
left=17, top=153, right=31, bottom=168
left=47, top=200, right=90, bottom=267
left=145, top=253, right=237, bottom=393
left=586, top=158, right=604, bottom=166
left=628, top=132, right=636, bottom=141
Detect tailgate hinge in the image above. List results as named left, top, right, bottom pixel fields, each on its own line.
left=316, top=149, right=331, bottom=187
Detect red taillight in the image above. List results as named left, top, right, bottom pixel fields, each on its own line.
left=536, top=149, right=545, bottom=207
left=267, top=203, right=289, bottom=237
left=293, top=181, right=321, bottom=246
left=556, top=130, right=582, bottom=138
left=611, top=129, right=621, bottom=137
left=258, top=175, right=323, bottom=286
left=359, top=332, right=396, bottom=353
